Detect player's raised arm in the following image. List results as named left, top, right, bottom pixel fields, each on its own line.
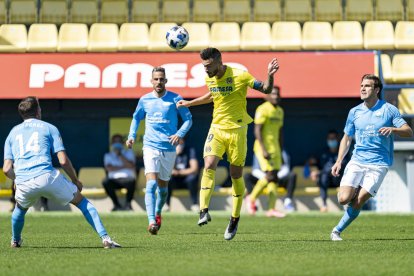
left=254, top=58, right=280, bottom=94
left=176, top=92, right=213, bottom=108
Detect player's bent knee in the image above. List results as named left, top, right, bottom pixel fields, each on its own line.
left=70, top=191, right=84, bottom=205
left=338, top=194, right=352, bottom=205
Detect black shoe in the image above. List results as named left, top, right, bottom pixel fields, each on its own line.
left=198, top=209, right=211, bottom=226
left=111, top=206, right=122, bottom=212
left=224, top=216, right=240, bottom=240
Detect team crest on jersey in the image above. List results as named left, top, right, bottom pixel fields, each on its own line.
left=374, top=110, right=382, bottom=117
left=207, top=134, right=214, bottom=142
left=226, top=77, right=233, bottom=84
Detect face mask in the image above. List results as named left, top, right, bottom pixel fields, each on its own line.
left=112, top=142, right=124, bottom=151
left=327, top=139, right=338, bottom=149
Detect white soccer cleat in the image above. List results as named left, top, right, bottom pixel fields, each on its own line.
left=330, top=230, right=343, bottom=241
left=198, top=210, right=211, bottom=226
left=224, top=217, right=240, bottom=241
left=11, top=239, right=22, bottom=248
left=102, top=237, right=121, bottom=249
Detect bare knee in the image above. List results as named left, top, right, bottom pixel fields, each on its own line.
left=230, top=171, right=242, bottom=179
left=338, top=193, right=353, bottom=205
left=70, top=191, right=84, bottom=206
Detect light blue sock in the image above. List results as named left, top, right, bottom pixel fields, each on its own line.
left=77, top=198, right=107, bottom=237
left=335, top=205, right=361, bottom=233
left=11, top=205, right=27, bottom=242
left=145, top=179, right=158, bottom=224
left=156, top=187, right=168, bottom=215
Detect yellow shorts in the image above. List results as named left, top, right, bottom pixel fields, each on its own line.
left=203, top=127, right=248, bottom=167
left=254, top=149, right=282, bottom=172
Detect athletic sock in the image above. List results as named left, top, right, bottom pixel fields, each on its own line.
left=145, top=179, right=158, bottom=224
left=335, top=205, right=361, bottom=232
left=231, top=177, right=245, bottom=218
left=76, top=198, right=108, bottom=237
left=267, top=182, right=277, bottom=210
left=200, top=169, right=216, bottom=210
left=155, top=186, right=168, bottom=214
left=250, top=178, right=268, bottom=201
left=11, top=205, right=27, bottom=242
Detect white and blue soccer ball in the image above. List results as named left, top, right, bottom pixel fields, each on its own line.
left=166, top=26, right=189, bottom=50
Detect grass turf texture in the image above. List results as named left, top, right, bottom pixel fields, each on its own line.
left=0, top=212, right=413, bottom=275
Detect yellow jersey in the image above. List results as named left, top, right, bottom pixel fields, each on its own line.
left=205, top=66, right=256, bottom=129
left=253, top=101, right=284, bottom=154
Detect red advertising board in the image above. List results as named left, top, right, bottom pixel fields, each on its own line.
left=0, top=51, right=374, bottom=99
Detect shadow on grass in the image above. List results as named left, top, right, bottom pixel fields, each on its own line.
left=23, top=246, right=139, bottom=249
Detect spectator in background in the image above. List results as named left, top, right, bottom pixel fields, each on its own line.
left=166, top=138, right=199, bottom=212
left=311, top=130, right=349, bottom=213
left=245, top=150, right=296, bottom=213
left=103, top=134, right=136, bottom=211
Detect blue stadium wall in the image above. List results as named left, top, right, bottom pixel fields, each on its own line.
left=0, top=97, right=360, bottom=171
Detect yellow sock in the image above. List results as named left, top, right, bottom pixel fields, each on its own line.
left=250, top=178, right=268, bottom=201
left=231, top=177, right=245, bottom=218
left=199, top=169, right=216, bottom=210
left=267, top=182, right=277, bottom=210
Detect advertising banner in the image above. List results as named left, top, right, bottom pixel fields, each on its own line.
left=0, top=51, right=374, bottom=99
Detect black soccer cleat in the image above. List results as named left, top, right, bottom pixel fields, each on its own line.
left=224, top=216, right=240, bottom=241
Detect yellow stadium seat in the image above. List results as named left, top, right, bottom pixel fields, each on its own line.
left=181, top=22, right=209, bottom=51
left=78, top=167, right=107, bottom=188
left=0, top=24, right=27, bottom=52
left=398, top=89, right=414, bottom=114
left=118, top=23, right=148, bottom=51
left=332, top=21, right=363, bottom=50
left=314, top=0, right=343, bottom=22
left=0, top=0, right=8, bottom=23
left=223, top=0, right=251, bottom=23
left=392, top=54, right=414, bottom=83
left=302, top=21, right=332, bottom=50
left=210, top=22, right=240, bottom=51
left=364, top=21, right=394, bottom=50
left=40, top=0, right=68, bottom=24
left=193, top=0, right=221, bottom=23
left=27, top=23, right=57, bottom=52
left=408, top=0, right=414, bottom=21
left=162, top=0, right=189, bottom=24
left=345, top=0, right=373, bottom=22
left=101, top=0, right=129, bottom=24
left=70, top=0, right=98, bottom=24
left=78, top=167, right=107, bottom=197
left=9, top=0, right=37, bottom=24
left=0, top=169, right=13, bottom=189
left=284, top=0, right=312, bottom=22
left=374, top=54, right=393, bottom=83
left=292, top=166, right=317, bottom=187
left=240, top=22, right=271, bottom=51
left=254, top=0, right=281, bottom=22
left=395, top=21, right=414, bottom=50
left=131, top=0, right=159, bottom=24
left=271, top=21, right=301, bottom=50
left=88, top=23, right=118, bottom=52
left=148, top=22, right=176, bottom=51
left=375, top=0, right=403, bottom=22
left=57, top=23, right=88, bottom=52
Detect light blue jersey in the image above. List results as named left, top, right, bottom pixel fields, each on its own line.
left=128, top=91, right=192, bottom=151
left=4, top=118, right=65, bottom=184
left=344, top=100, right=406, bottom=166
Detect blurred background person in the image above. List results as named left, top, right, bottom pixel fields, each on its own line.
left=103, top=134, right=136, bottom=211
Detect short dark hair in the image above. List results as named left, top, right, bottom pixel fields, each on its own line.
left=362, top=74, right=383, bottom=97
left=272, top=86, right=281, bottom=95
left=111, top=134, right=124, bottom=143
left=152, top=66, right=166, bottom=74
left=200, top=47, right=222, bottom=61
left=18, top=96, right=39, bottom=120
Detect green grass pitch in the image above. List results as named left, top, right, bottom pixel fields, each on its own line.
left=0, top=212, right=413, bottom=275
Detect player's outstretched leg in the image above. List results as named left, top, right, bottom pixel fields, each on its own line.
left=11, top=204, right=27, bottom=248
left=73, top=194, right=121, bottom=248
left=331, top=205, right=360, bottom=241
left=155, top=186, right=168, bottom=230
left=145, top=179, right=158, bottom=235
left=198, top=169, right=216, bottom=226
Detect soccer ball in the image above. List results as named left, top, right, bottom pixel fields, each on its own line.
left=166, top=26, right=189, bottom=50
